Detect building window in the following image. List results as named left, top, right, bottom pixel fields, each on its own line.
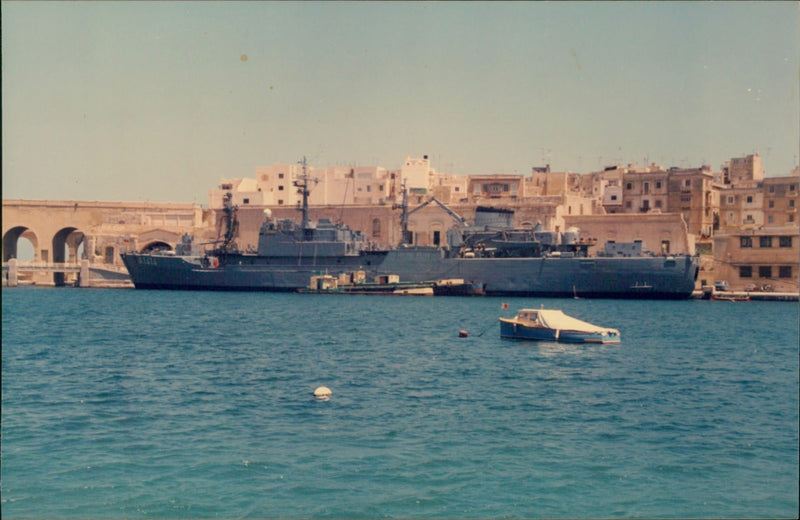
left=626, top=183, right=632, bottom=190
left=625, top=201, right=632, bottom=209
left=768, top=216, right=774, bottom=224
left=740, top=236, right=753, bottom=248
left=278, top=186, right=284, bottom=191
left=779, top=266, right=792, bottom=278
left=221, top=183, right=232, bottom=190
left=243, top=198, right=250, bottom=204
left=791, top=184, right=796, bottom=191
left=769, top=185, right=775, bottom=193
left=739, top=266, right=752, bottom=278
left=644, top=182, right=650, bottom=194
left=727, top=196, right=734, bottom=204
left=610, top=195, right=618, bottom=201
left=278, top=173, right=284, bottom=179
left=790, top=200, right=796, bottom=208
left=655, top=200, right=662, bottom=208
left=656, top=181, right=662, bottom=189
left=779, top=236, right=792, bottom=247
left=372, top=218, right=381, bottom=238
left=758, top=266, right=772, bottom=278
left=769, top=200, right=774, bottom=208
left=759, top=236, right=772, bottom=248
left=278, top=199, right=284, bottom=205
left=684, top=179, right=691, bottom=188
left=746, top=196, right=753, bottom=203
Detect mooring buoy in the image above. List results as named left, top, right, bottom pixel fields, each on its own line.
left=313, top=386, right=332, bottom=398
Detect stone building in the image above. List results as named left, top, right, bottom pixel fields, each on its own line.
left=466, top=174, right=525, bottom=203
left=762, top=169, right=799, bottom=227
left=565, top=213, right=694, bottom=256
left=621, top=168, right=670, bottom=214
left=665, top=165, right=717, bottom=237
left=720, top=154, right=764, bottom=186
left=712, top=226, right=799, bottom=293
left=718, top=184, right=765, bottom=231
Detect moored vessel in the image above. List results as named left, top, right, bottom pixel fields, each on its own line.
left=121, top=159, right=699, bottom=298
left=499, top=307, right=621, bottom=343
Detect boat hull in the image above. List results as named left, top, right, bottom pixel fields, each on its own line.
left=499, top=319, right=621, bottom=344
left=121, top=249, right=699, bottom=299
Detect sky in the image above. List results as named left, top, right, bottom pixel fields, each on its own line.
left=2, top=1, right=798, bottom=204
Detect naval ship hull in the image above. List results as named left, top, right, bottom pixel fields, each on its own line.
left=121, top=249, right=699, bottom=299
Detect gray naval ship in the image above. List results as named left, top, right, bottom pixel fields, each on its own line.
left=121, top=165, right=699, bottom=299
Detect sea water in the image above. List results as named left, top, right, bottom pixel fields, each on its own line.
left=2, top=288, right=798, bottom=518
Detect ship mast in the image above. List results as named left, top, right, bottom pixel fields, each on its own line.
left=294, top=156, right=314, bottom=240
left=398, top=180, right=412, bottom=245
left=220, top=191, right=239, bottom=252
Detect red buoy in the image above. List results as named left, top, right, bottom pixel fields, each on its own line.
left=459, top=330, right=469, bottom=338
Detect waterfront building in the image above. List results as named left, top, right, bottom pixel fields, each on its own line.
left=565, top=212, right=695, bottom=256
left=718, top=184, right=765, bottom=231
left=712, top=225, right=799, bottom=293
left=762, top=168, right=799, bottom=227
left=621, top=167, right=671, bottom=215
left=665, top=165, right=717, bottom=238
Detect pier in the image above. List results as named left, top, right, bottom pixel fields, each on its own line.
left=2, top=259, right=133, bottom=288
left=691, top=289, right=799, bottom=302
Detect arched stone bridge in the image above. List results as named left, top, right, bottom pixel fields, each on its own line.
left=2, top=199, right=217, bottom=286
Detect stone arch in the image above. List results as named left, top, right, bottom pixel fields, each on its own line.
left=137, top=230, right=182, bottom=253
left=52, top=227, right=86, bottom=286
left=140, top=240, right=173, bottom=253
left=3, top=226, right=40, bottom=262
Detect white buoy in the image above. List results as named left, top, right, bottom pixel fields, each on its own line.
left=313, top=386, right=332, bottom=398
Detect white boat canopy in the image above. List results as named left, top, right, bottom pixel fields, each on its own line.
left=518, top=309, right=618, bottom=334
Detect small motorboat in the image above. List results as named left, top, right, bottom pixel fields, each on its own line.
left=710, top=293, right=750, bottom=302
left=499, top=307, right=621, bottom=344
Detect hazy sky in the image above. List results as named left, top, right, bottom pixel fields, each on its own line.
left=3, top=1, right=798, bottom=204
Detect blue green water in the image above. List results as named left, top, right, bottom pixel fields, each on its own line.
left=2, top=288, right=798, bottom=518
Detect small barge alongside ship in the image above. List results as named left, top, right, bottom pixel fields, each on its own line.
left=121, top=158, right=699, bottom=299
